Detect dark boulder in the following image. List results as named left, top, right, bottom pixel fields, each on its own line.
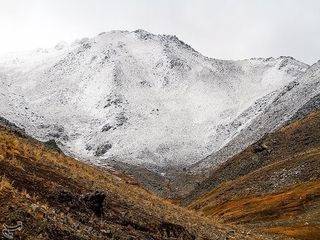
left=55, top=190, right=106, bottom=217
left=82, top=191, right=106, bottom=217
left=101, top=124, right=112, bottom=132
left=0, top=116, right=27, bottom=138
left=44, top=139, right=62, bottom=153
left=95, top=143, right=112, bottom=156
left=159, top=222, right=195, bottom=240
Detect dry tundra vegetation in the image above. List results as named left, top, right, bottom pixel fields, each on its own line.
left=187, top=111, right=320, bottom=240
left=0, top=119, right=274, bottom=240
left=0, top=111, right=319, bottom=239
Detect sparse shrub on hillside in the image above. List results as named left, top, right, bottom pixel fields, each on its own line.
left=0, top=176, right=12, bottom=192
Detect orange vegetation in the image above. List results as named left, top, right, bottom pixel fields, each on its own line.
left=0, top=123, right=266, bottom=239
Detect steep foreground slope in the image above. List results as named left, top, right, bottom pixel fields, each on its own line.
left=187, top=110, right=320, bottom=240
left=0, top=118, right=273, bottom=239
left=0, top=30, right=308, bottom=168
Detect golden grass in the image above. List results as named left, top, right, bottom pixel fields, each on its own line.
left=262, top=225, right=320, bottom=240
left=198, top=181, right=320, bottom=221
left=0, top=176, right=12, bottom=192
left=187, top=110, right=320, bottom=240
left=0, top=125, right=266, bottom=240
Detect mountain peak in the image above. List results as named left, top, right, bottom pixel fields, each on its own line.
left=0, top=29, right=312, bottom=168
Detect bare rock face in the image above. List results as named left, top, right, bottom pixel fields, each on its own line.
left=55, top=190, right=106, bottom=217
left=82, top=191, right=106, bottom=217
left=158, top=222, right=196, bottom=240
left=44, top=139, right=62, bottom=153
left=95, top=143, right=112, bottom=156
left=0, top=116, right=27, bottom=138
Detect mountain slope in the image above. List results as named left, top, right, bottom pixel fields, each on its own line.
left=186, top=110, right=320, bottom=240
left=0, top=30, right=308, bottom=168
left=192, top=61, right=320, bottom=171
left=0, top=117, right=272, bottom=240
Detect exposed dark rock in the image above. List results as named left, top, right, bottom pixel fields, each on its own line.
left=44, top=139, right=62, bottom=153
left=252, top=142, right=269, bottom=154
left=116, top=113, right=128, bottom=127
left=101, top=124, right=112, bottom=132
left=159, top=222, right=196, bottom=240
left=278, top=58, right=289, bottom=70
left=56, top=190, right=76, bottom=204
left=0, top=116, right=27, bottom=138
left=104, top=97, right=123, bottom=108
left=85, top=144, right=92, bottom=151
left=82, top=191, right=106, bottom=217
left=95, top=143, right=112, bottom=156
left=82, top=42, right=91, bottom=49
left=163, top=34, right=197, bottom=53
left=56, top=190, right=106, bottom=217
left=39, top=124, right=68, bottom=141
left=140, top=80, right=152, bottom=87
left=134, top=29, right=154, bottom=40
left=169, top=58, right=191, bottom=71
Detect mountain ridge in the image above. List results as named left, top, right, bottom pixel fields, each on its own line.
left=191, top=59, right=320, bottom=172
left=0, top=29, right=309, bottom=169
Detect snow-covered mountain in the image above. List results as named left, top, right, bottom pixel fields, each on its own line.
left=193, top=60, right=320, bottom=171
left=0, top=30, right=309, bottom=167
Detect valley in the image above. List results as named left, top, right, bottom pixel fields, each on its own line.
left=0, top=30, right=319, bottom=239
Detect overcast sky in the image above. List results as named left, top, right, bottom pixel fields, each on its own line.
left=0, top=0, right=319, bottom=64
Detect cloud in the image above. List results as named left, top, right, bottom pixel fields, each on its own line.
left=0, top=0, right=319, bottom=64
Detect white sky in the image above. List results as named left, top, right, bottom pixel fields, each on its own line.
left=0, top=0, right=319, bottom=64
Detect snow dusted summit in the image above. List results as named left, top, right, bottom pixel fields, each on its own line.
left=0, top=30, right=308, bottom=167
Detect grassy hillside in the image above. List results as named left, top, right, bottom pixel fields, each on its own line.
left=188, top=111, right=320, bottom=240
left=0, top=120, right=270, bottom=240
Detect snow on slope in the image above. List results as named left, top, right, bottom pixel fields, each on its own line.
left=193, top=60, right=320, bottom=171
left=0, top=30, right=308, bottom=167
